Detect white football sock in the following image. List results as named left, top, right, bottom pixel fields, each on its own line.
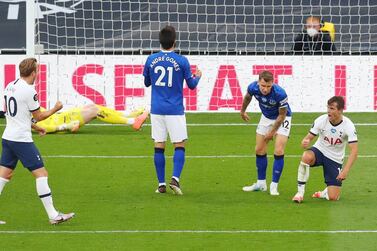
left=127, top=118, right=135, bottom=125
left=297, top=161, right=310, bottom=196
left=321, top=187, right=329, bottom=200
left=159, top=182, right=166, bottom=186
left=0, top=177, right=9, bottom=195
left=172, top=176, right=180, bottom=182
left=36, top=177, right=59, bottom=219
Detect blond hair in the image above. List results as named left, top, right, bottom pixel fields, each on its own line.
left=19, top=58, right=37, bottom=77
left=258, top=71, right=274, bottom=83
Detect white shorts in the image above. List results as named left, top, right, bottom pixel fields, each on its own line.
left=256, top=114, right=292, bottom=137
left=151, top=114, right=188, bottom=143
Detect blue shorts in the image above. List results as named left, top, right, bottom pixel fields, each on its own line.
left=0, top=139, right=44, bottom=171
left=310, top=147, right=342, bottom=187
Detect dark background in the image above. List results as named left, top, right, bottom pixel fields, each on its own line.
left=0, top=0, right=376, bottom=54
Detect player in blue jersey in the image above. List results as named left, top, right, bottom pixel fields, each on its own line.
left=143, top=26, right=202, bottom=195
left=240, top=71, right=292, bottom=196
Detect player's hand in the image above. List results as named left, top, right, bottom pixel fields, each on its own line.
left=301, top=138, right=311, bottom=149
left=240, top=111, right=250, bottom=122
left=336, top=170, right=348, bottom=181
left=195, top=69, right=202, bottom=78
left=54, top=101, right=63, bottom=111
left=264, top=130, right=275, bottom=142
left=38, top=128, right=46, bottom=137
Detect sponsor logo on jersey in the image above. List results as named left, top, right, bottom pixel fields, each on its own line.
left=324, top=136, right=342, bottom=145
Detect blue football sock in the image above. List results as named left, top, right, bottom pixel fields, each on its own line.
left=272, top=154, right=284, bottom=183
left=173, top=147, right=185, bottom=179
left=256, top=154, right=267, bottom=180
left=154, top=148, right=165, bottom=183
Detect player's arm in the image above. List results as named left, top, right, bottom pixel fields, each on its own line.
left=301, top=132, right=316, bottom=149
left=31, top=123, right=46, bottom=136
left=271, top=107, right=287, bottom=133
left=302, top=116, right=322, bottom=148
left=143, top=60, right=151, bottom=87
left=32, top=101, right=63, bottom=122
left=240, top=93, right=252, bottom=122
left=144, top=76, right=151, bottom=87
left=264, top=107, right=287, bottom=141
left=337, top=142, right=358, bottom=181
left=183, top=58, right=201, bottom=90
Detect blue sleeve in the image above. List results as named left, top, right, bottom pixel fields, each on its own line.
left=247, top=82, right=256, bottom=96
left=182, top=57, right=199, bottom=90
left=277, top=89, right=288, bottom=109
left=143, top=58, right=151, bottom=87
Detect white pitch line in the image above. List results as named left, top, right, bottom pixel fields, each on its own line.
left=0, top=230, right=376, bottom=234
left=73, top=123, right=377, bottom=127
left=42, top=154, right=377, bottom=159
left=0, top=123, right=377, bottom=127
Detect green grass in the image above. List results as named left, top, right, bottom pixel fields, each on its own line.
left=0, top=113, right=376, bottom=250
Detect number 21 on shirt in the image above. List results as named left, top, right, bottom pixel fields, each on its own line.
left=154, top=66, right=173, bottom=87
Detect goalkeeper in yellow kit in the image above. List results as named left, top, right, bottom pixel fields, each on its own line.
left=36, top=104, right=149, bottom=133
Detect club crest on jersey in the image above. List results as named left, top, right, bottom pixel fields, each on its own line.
left=331, top=128, right=336, bottom=133
left=269, top=99, right=276, bottom=105
left=324, top=136, right=342, bottom=145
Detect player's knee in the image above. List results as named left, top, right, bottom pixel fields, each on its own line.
left=173, top=142, right=185, bottom=148
left=89, top=105, right=99, bottom=117
left=328, top=194, right=339, bottom=201
left=255, top=149, right=266, bottom=155
left=154, top=142, right=166, bottom=149
left=274, top=148, right=285, bottom=156
left=83, top=104, right=99, bottom=117
left=301, top=152, right=315, bottom=165
left=4, top=172, right=13, bottom=180
left=0, top=167, right=13, bottom=180
left=255, top=145, right=266, bottom=155
left=32, top=168, right=48, bottom=178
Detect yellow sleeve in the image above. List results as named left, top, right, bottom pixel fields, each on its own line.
left=321, top=22, right=335, bottom=42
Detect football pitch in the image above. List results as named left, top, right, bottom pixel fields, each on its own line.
left=0, top=112, right=376, bottom=251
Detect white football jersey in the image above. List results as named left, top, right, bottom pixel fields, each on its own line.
left=310, top=114, right=358, bottom=164
left=2, top=79, right=40, bottom=142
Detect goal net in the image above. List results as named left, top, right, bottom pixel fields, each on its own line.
left=24, top=0, right=377, bottom=111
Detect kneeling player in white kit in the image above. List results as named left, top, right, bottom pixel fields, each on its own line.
left=292, top=96, right=358, bottom=203
left=0, top=58, right=74, bottom=224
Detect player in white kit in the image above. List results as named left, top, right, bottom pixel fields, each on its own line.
left=0, top=58, right=74, bottom=224
left=292, top=96, right=358, bottom=203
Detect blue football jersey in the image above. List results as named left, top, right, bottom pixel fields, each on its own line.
left=247, top=81, right=292, bottom=119
left=143, top=51, right=200, bottom=115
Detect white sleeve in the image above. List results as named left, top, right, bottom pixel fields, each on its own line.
left=27, top=88, right=40, bottom=112
left=309, top=116, right=323, bottom=136
left=346, top=121, right=358, bottom=143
